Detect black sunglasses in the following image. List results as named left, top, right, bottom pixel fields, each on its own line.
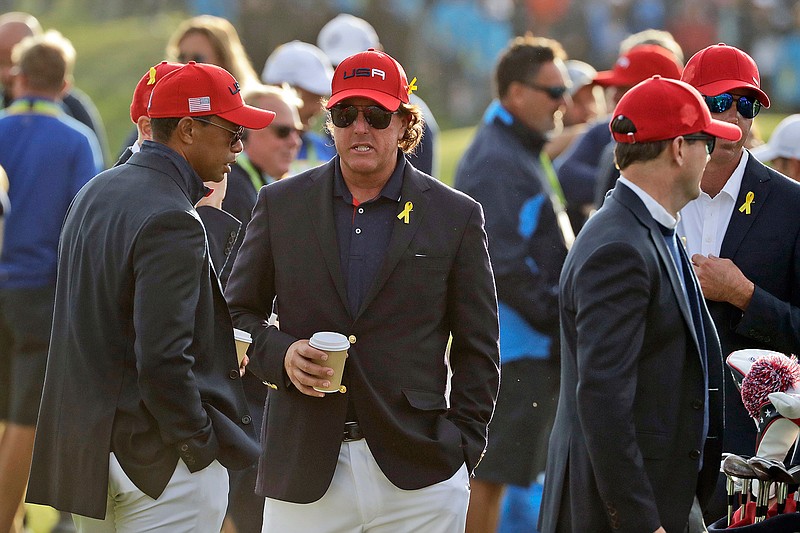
left=683, top=134, right=716, bottom=155
left=703, top=93, right=761, bottom=119
left=330, top=104, right=398, bottom=130
left=194, top=117, right=244, bottom=148
left=523, top=81, right=569, bottom=100
left=178, top=53, right=206, bottom=64
left=269, top=124, right=302, bottom=139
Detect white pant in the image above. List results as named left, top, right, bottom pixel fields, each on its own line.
left=73, top=452, right=228, bottom=533
left=262, top=439, right=470, bottom=533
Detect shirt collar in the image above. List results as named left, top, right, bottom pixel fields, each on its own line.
left=618, top=176, right=679, bottom=229
left=483, top=99, right=547, bottom=153
left=718, top=150, right=749, bottom=201
left=333, top=151, right=406, bottom=204
left=140, top=140, right=209, bottom=204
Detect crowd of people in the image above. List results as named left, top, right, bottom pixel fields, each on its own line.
left=0, top=6, right=799, bottom=533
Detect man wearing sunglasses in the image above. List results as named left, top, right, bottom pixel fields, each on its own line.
left=226, top=49, right=500, bottom=532
left=678, top=43, right=800, bottom=521
left=540, top=75, right=741, bottom=533
left=454, top=34, right=573, bottom=533
left=27, top=62, right=275, bottom=531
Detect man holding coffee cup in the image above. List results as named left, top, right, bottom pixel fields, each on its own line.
left=226, top=49, right=500, bottom=532
left=26, top=62, right=275, bottom=531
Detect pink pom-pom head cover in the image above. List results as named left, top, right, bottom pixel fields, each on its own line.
left=741, top=354, right=800, bottom=418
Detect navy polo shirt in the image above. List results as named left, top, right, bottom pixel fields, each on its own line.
left=333, top=152, right=406, bottom=317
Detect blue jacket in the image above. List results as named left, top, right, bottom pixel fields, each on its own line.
left=455, top=103, right=567, bottom=361
left=0, top=97, right=102, bottom=289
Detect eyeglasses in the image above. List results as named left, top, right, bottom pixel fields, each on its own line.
left=193, top=117, right=244, bottom=148
left=178, top=53, right=206, bottom=64
left=703, top=93, right=762, bottom=119
left=522, top=82, right=569, bottom=100
left=683, top=134, right=716, bottom=155
left=330, top=104, right=398, bottom=130
left=269, top=124, right=302, bottom=139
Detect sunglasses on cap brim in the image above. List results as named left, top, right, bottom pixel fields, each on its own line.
left=330, top=104, right=398, bottom=130
left=703, top=93, right=761, bottom=119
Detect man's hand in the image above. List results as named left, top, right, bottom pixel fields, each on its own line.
left=196, top=175, right=228, bottom=210
left=239, top=353, right=248, bottom=377
left=284, top=339, right=333, bottom=397
left=691, top=254, right=755, bottom=310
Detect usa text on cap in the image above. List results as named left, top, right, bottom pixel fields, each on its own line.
left=326, top=49, right=409, bottom=111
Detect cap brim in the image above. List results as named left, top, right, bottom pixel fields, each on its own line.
left=326, top=88, right=401, bottom=111
left=702, top=118, right=743, bottom=142
left=695, top=80, right=771, bottom=108
left=593, top=70, right=620, bottom=87
left=218, top=105, right=276, bottom=129
left=749, top=143, right=779, bottom=162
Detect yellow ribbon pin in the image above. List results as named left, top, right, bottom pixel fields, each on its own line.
left=738, top=191, right=755, bottom=215
left=147, top=66, right=157, bottom=86
left=397, top=201, right=413, bottom=224
left=407, top=77, right=418, bottom=95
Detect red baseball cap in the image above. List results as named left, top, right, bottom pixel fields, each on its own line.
left=148, top=62, right=275, bottom=129
left=130, top=61, right=182, bottom=123
left=594, top=44, right=683, bottom=88
left=610, top=76, right=742, bottom=144
left=326, top=48, right=410, bottom=111
left=681, top=43, right=770, bottom=108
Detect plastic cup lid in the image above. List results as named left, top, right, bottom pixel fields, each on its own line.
left=309, top=331, right=350, bottom=351
left=233, top=328, right=252, bottom=343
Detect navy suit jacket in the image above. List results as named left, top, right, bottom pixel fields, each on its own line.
left=225, top=157, right=500, bottom=503
left=701, top=154, right=800, bottom=456
left=539, top=183, right=723, bottom=533
left=27, top=148, right=259, bottom=518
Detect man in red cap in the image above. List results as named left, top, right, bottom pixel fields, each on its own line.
left=539, top=75, right=740, bottom=533
left=26, top=62, right=275, bottom=532
left=557, top=44, right=684, bottom=233
left=119, top=60, right=241, bottom=278
left=226, top=49, right=500, bottom=531
left=678, top=43, right=800, bottom=521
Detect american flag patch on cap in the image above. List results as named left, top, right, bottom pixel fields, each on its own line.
left=188, top=96, right=211, bottom=113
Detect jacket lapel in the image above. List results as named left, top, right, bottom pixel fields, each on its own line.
left=614, top=184, right=701, bottom=352
left=305, top=161, right=350, bottom=314
left=354, top=166, right=430, bottom=321
left=720, top=155, right=772, bottom=259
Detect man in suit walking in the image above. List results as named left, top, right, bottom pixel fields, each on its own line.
left=225, top=49, right=500, bottom=532
left=26, top=62, right=275, bottom=532
left=678, top=44, right=800, bottom=519
left=539, top=76, right=741, bottom=533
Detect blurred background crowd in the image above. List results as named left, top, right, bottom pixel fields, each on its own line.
left=1, top=0, right=798, bottom=158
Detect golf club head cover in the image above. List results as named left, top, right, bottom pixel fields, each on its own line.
left=727, top=349, right=790, bottom=392
left=740, top=353, right=800, bottom=419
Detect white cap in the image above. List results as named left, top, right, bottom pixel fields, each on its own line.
left=751, top=114, right=800, bottom=162
left=262, top=40, right=334, bottom=96
left=317, top=14, right=380, bottom=66
left=565, top=59, right=597, bottom=96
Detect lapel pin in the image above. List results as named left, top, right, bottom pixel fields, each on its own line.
left=397, top=201, right=413, bottom=224
left=738, top=191, right=755, bottom=215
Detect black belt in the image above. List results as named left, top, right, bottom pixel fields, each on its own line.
left=343, top=421, right=363, bottom=442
